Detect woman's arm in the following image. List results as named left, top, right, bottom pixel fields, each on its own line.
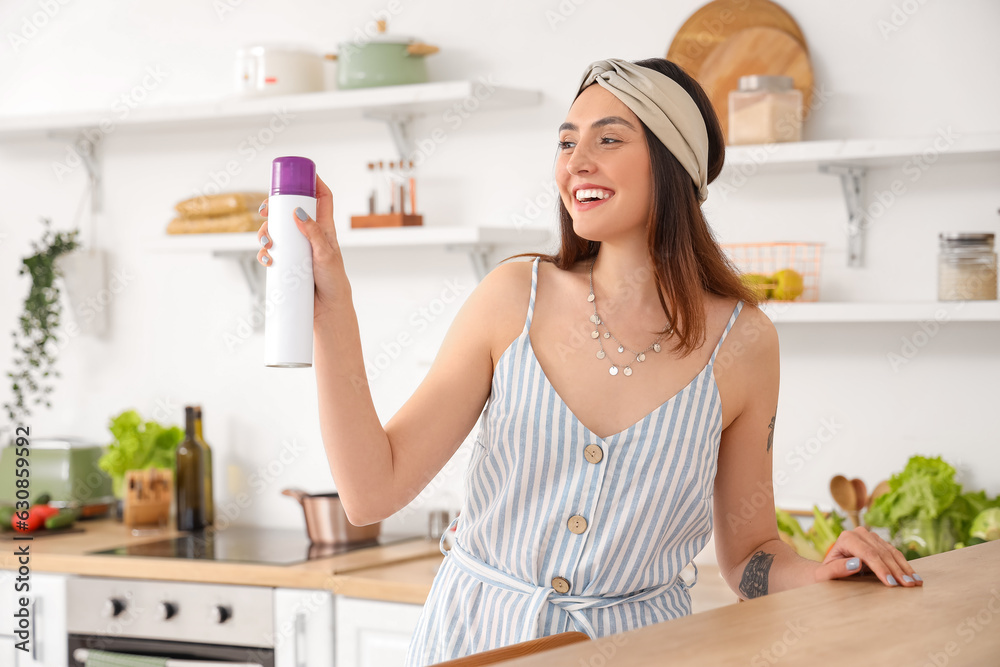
left=260, top=179, right=520, bottom=525
left=712, top=306, right=922, bottom=599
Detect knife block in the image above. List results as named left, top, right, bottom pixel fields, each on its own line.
left=123, top=468, right=173, bottom=528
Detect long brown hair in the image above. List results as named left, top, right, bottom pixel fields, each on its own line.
left=504, top=57, right=759, bottom=357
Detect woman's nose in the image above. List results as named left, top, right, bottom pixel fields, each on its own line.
left=565, top=142, right=595, bottom=175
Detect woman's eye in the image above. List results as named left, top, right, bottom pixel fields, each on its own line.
left=558, top=140, right=575, bottom=150
left=600, top=137, right=620, bottom=144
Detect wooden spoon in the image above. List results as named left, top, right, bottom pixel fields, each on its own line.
left=867, top=479, right=891, bottom=509
left=850, top=478, right=868, bottom=511
left=830, top=475, right=859, bottom=528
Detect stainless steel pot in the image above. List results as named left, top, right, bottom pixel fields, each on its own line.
left=281, top=488, right=380, bottom=545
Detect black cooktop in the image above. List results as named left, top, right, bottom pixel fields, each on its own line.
left=92, top=527, right=416, bottom=565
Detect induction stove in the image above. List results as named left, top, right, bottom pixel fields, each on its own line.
left=92, top=526, right=417, bottom=565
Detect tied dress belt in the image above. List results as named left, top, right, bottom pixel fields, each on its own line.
left=439, top=519, right=697, bottom=640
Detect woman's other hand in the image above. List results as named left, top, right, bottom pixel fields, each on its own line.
left=256, top=175, right=351, bottom=320
left=814, top=526, right=923, bottom=588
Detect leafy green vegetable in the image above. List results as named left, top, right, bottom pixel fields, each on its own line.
left=865, top=456, right=960, bottom=528
left=970, top=508, right=1000, bottom=542
left=775, top=508, right=823, bottom=561
left=775, top=506, right=845, bottom=561
left=864, top=455, right=1000, bottom=558
left=98, top=409, right=183, bottom=498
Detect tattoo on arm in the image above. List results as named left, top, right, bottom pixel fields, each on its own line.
left=767, top=415, right=775, bottom=452
left=739, top=550, right=774, bottom=599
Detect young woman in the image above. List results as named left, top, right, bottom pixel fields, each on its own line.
left=256, top=57, right=921, bottom=665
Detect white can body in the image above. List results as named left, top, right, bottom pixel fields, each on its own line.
left=264, top=194, right=316, bottom=367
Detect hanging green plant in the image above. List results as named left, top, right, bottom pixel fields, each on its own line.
left=3, top=218, right=81, bottom=426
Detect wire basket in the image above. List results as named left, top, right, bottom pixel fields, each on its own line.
left=722, top=242, right=824, bottom=302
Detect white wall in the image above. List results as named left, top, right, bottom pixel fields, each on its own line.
left=0, top=1, right=997, bottom=545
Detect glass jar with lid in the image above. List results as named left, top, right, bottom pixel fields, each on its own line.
left=728, top=75, right=803, bottom=145
left=938, top=233, right=997, bottom=301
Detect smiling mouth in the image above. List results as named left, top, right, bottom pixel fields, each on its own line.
left=574, top=188, right=614, bottom=204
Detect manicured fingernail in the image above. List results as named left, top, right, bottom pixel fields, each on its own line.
left=886, top=575, right=898, bottom=586
left=258, top=201, right=266, bottom=213
left=260, top=235, right=269, bottom=247
left=260, top=255, right=270, bottom=265
left=913, top=573, right=922, bottom=582
left=846, top=558, right=860, bottom=571
left=294, top=207, right=308, bottom=221
left=902, top=575, right=913, bottom=583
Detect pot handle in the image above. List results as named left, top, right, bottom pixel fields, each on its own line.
left=281, top=488, right=308, bottom=505
left=407, top=43, right=440, bottom=57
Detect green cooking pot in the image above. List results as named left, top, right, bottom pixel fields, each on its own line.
left=335, top=21, right=439, bottom=90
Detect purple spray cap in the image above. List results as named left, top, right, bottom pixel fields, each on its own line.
left=270, top=156, right=316, bottom=197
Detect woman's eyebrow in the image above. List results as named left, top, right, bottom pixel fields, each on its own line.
left=558, top=116, right=637, bottom=133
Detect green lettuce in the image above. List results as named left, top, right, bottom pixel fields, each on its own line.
left=98, top=409, right=184, bottom=498
left=864, top=455, right=1000, bottom=557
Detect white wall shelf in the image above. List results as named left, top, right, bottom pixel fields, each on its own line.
left=155, top=226, right=553, bottom=328
left=722, top=132, right=1000, bottom=268
left=761, top=300, right=1000, bottom=323
left=0, top=79, right=542, bottom=158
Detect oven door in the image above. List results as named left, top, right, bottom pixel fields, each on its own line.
left=69, top=634, right=274, bottom=666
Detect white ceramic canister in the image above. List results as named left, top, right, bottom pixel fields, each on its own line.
left=264, top=156, right=316, bottom=368
left=235, top=45, right=324, bottom=97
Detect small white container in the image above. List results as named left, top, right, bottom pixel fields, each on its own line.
left=728, top=75, right=803, bottom=145
left=235, top=45, right=324, bottom=97
left=264, top=156, right=316, bottom=368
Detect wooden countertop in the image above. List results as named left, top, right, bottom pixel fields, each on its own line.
left=498, top=540, right=1000, bottom=666
left=0, top=519, right=441, bottom=600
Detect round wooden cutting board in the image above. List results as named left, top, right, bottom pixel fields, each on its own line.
left=697, top=26, right=814, bottom=140
left=667, top=0, right=807, bottom=77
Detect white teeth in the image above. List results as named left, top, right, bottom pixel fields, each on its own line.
left=575, top=188, right=613, bottom=202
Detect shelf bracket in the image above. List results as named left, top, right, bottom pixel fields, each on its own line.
left=217, top=250, right=266, bottom=331
left=76, top=131, right=104, bottom=217
left=818, top=164, right=867, bottom=268
left=362, top=111, right=417, bottom=161
left=445, top=244, right=493, bottom=281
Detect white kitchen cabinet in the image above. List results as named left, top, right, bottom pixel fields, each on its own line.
left=273, top=588, right=335, bottom=667
left=335, top=597, right=424, bottom=667
left=15, top=572, right=67, bottom=667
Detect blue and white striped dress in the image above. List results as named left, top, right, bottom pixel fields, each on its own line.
left=405, top=257, right=744, bottom=666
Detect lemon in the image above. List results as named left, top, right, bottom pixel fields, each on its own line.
left=771, top=268, right=805, bottom=301
left=740, top=272, right=774, bottom=299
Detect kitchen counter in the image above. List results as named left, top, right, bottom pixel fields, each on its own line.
left=497, top=540, right=1000, bottom=666
left=0, top=518, right=441, bottom=599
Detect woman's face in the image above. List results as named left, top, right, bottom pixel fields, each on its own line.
left=556, top=84, right=653, bottom=243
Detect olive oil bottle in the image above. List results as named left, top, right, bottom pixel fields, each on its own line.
left=193, top=406, right=214, bottom=526
left=175, top=406, right=207, bottom=531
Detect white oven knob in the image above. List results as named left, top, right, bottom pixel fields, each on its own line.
left=212, top=605, right=232, bottom=624
left=158, top=601, right=178, bottom=620
left=102, top=598, right=126, bottom=618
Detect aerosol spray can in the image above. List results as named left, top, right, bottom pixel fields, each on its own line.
left=264, top=156, right=316, bottom=368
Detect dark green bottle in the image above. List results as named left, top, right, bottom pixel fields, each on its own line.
left=175, top=406, right=207, bottom=531
left=194, top=406, right=214, bottom=526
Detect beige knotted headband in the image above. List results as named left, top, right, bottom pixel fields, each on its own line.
left=578, top=58, right=710, bottom=202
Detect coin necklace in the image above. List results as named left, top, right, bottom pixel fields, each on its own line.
left=588, top=259, right=672, bottom=377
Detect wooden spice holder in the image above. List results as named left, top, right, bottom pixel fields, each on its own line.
left=350, top=213, right=423, bottom=229
left=123, top=468, right=173, bottom=528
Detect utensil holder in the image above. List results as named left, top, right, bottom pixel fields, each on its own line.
left=123, top=468, right=173, bottom=528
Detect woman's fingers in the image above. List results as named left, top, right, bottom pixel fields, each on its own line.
left=314, top=174, right=340, bottom=248
left=256, top=217, right=271, bottom=266
left=258, top=198, right=268, bottom=217
left=817, top=527, right=922, bottom=587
